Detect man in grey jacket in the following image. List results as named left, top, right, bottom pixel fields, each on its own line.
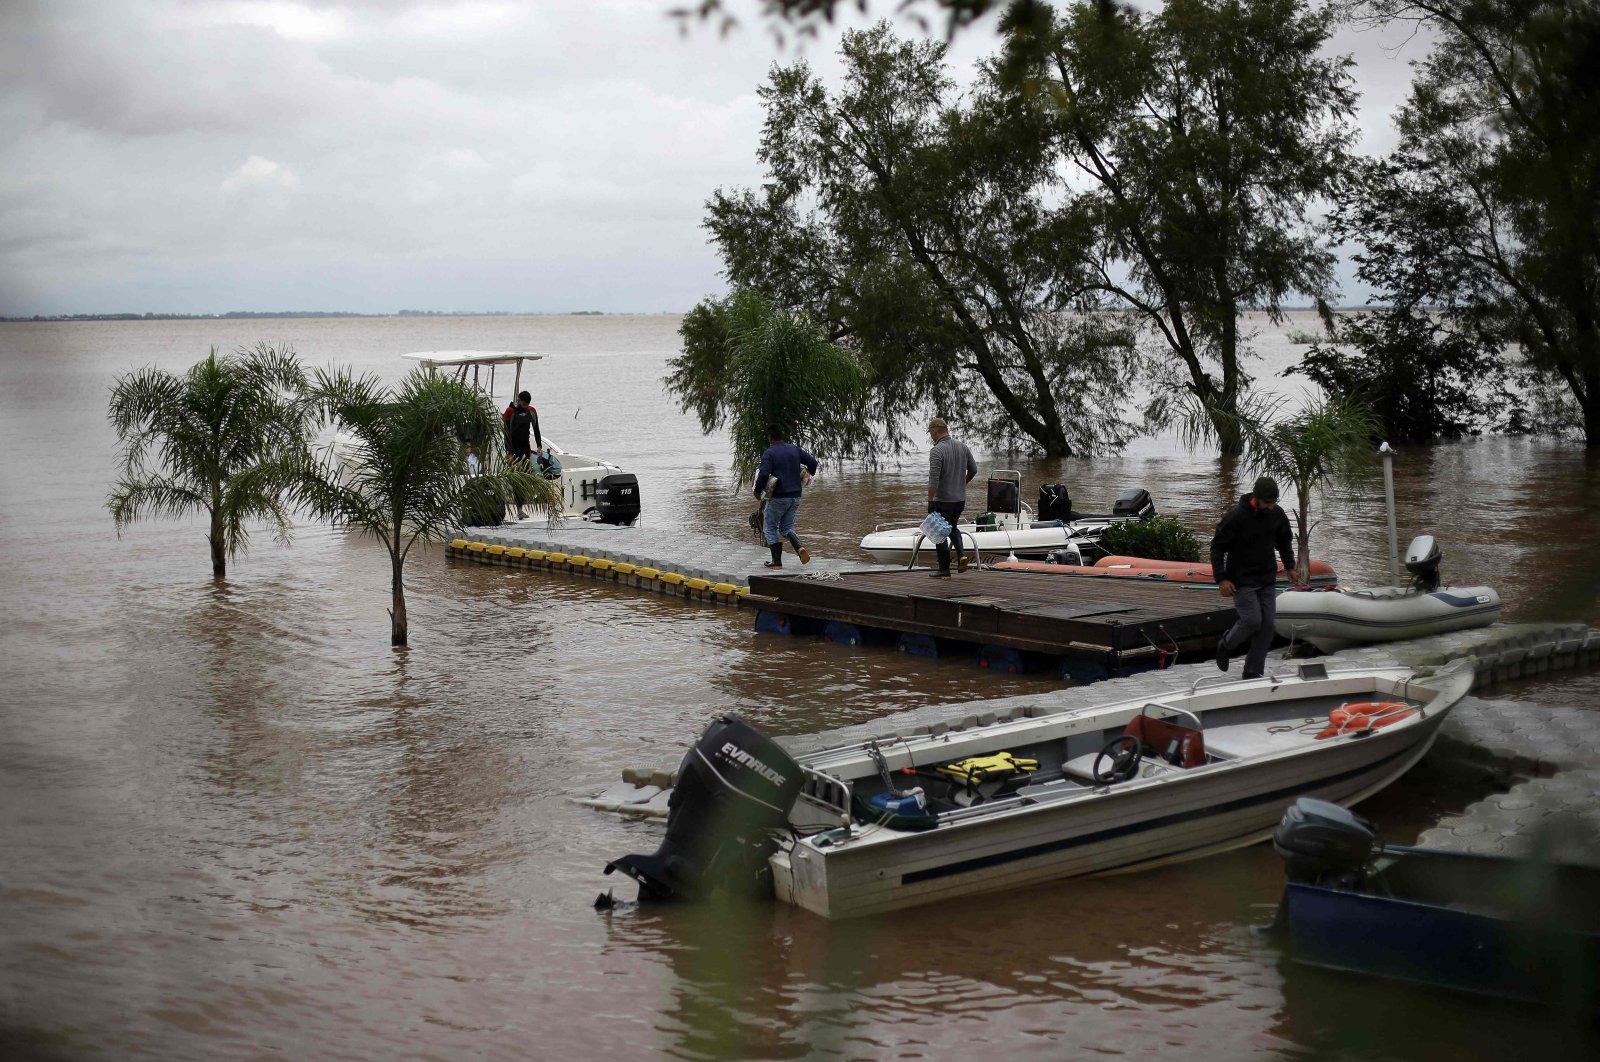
left=926, top=417, right=978, bottom=578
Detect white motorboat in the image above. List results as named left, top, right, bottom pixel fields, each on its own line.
left=403, top=350, right=640, bottom=525
left=859, top=471, right=1155, bottom=565
left=1274, top=536, right=1500, bottom=652
left=602, top=660, right=1474, bottom=920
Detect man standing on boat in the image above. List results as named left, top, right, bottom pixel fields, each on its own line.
left=754, top=425, right=819, bottom=570
left=1211, top=476, right=1295, bottom=678
left=927, top=417, right=978, bottom=578
left=504, top=391, right=544, bottom=519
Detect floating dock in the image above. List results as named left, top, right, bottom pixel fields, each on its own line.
left=448, top=522, right=1241, bottom=677
left=446, top=520, right=885, bottom=606
left=747, top=568, right=1236, bottom=679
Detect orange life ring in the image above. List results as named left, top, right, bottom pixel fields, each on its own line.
left=1315, top=701, right=1417, bottom=740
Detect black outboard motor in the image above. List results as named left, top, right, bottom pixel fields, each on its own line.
left=595, top=473, right=641, bottom=525
left=605, top=715, right=803, bottom=902
left=1112, top=488, right=1156, bottom=521
left=986, top=476, right=1020, bottom=515
left=1404, top=534, right=1442, bottom=592
left=1038, top=484, right=1074, bottom=523
left=1272, top=797, right=1377, bottom=886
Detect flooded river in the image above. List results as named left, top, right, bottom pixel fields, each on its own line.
left=2, top=314, right=1597, bottom=1059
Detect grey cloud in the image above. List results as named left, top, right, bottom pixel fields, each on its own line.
left=0, top=0, right=1424, bottom=316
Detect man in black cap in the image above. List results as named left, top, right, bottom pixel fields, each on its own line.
left=1210, top=476, right=1295, bottom=678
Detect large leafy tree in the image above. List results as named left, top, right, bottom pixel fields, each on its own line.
left=702, top=22, right=1138, bottom=457
left=295, top=368, right=557, bottom=648
left=1288, top=308, right=1529, bottom=443
left=1349, top=0, right=1600, bottom=443
left=669, top=289, right=875, bottom=483
left=1001, top=0, right=1358, bottom=453
left=108, top=344, right=310, bottom=579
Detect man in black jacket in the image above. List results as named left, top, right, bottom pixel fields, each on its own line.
left=503, top=391, right=544, bottom=519
left=1210, top=476, right=1295, bottom=678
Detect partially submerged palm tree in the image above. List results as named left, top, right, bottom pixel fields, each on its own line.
left=296, top=367, right=558, bottom=647
left=1183, top=391, right=1380, bottom=585
left=108, top=344, right=309, bottom=579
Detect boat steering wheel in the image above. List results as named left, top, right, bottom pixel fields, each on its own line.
left=1092, top=735, right=1142, bottom=784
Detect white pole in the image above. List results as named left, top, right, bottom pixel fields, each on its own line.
left=1379, top=441, right=1399, bottom=587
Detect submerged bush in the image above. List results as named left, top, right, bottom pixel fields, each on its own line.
left=1098, top=516, right=1201, bottom=562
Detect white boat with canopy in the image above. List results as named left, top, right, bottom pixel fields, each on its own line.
left=403, top=350, right=640, bottom=525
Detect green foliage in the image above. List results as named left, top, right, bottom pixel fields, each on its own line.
left=107, top=344, right=310, bottom=578
left=1098, top=516, right=1201, bottom=563
left=668, top=289, right=876, bottom=484
left=294, top=367, right=558, bottom=646
left=1003, top=0, right=1358, bottom=454
left=1288, top=310, right=1530, bottom=443
left=1350, top=0, right=1600, bottom=443
left=1181, top=392, right=1380, bottom=584
left=702, top=22, right=1138, bottom=457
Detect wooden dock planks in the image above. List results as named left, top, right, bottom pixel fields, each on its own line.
left=747, top=568, right=1238, bottom=663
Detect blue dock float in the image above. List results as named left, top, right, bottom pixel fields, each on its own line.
left=754, top=611, right=827, bottom=637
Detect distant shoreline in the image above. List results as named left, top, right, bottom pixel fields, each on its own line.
left=2, top=306, right=1371, bottom=323
left=0, top=310, right=670, bottom=322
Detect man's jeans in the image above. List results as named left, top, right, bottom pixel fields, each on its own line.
left=1224, top=584, right=1278, bottom=678
left=763, top=495, right=801, bottom=546
left=929, top=501, right=965, bottom=572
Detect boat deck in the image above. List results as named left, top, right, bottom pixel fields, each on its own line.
left=747, top=567, right=1237, bottom=672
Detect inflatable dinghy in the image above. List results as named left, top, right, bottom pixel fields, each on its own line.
left=1273, top=536, right=1499, bottom=651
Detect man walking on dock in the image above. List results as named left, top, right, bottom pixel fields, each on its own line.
left=754, top=425, right=819, bottom=569
left=927, top=417, right=977, bottom=578
left=1211, top=476, right=1295, bottom=678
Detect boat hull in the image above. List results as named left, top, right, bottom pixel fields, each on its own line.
left=1280, top=849, right=1600, bottom=1009
left=772, top=669, right=1471, bottom=920
left=1274, top=586, right=1500, bottom=652
left=860, top=521, right=1110, bottom=565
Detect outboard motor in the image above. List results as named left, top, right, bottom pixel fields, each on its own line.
left=595, top=473, right=641, bottom=525
left=1272, top=797, right=1377, bottom=885
left=1038, top=484, right=1074, bottom=523
left=986, top=475, right=1020, bottom=515
left=1045, top=544, right=1083, bottom=566
left=1112, top=488, right=1156, bottom=521
left=605, top=715, right=803, bottom=902
left=1404, top=534, right=1442, bottom=592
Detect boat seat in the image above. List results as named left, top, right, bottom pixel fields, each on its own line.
left=1200, top=722, right=1310, bottom=760
left=1124, top=714, right=1206, bottom=768
left=1062, top=752, right=1181, bottom=785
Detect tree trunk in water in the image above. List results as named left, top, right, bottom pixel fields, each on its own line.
left=1585, top=385, right=1600, bottom=448
left=209, top=508, right=226, bottom=579
left=390, top=556, right=408, bottom=647
left=1211, top=404, right=1243, bottom=457
left=1294, top=504, right=1311, bottom=587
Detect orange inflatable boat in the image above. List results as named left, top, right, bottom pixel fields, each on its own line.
left=993, top=555, right=1337, bottom=586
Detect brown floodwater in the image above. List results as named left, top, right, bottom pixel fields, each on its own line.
left=2, top=315, right=1597, bottom=1060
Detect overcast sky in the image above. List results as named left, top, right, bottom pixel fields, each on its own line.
left=0, top=0, right=1432, bottom=316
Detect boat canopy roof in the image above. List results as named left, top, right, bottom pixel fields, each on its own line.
left=402, top=350, right=546, bottom=369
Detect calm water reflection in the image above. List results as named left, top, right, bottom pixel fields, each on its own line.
left=1, top=316, right=1596, bottom=1059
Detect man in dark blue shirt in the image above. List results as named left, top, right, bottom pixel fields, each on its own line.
left=754, top=425, right=819, bottom=569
